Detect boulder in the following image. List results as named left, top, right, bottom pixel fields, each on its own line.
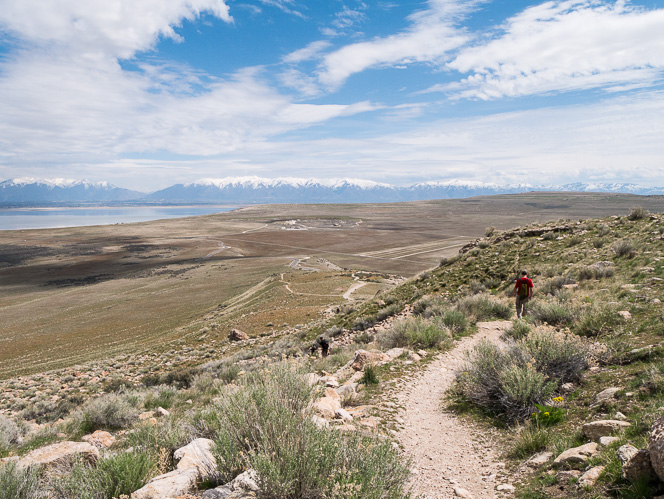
left=335, top=383, right=358, bottom=401
left=132, top=438, right=216, bottom=499
left=350, top=350, right=390, bottom=371
left=334, top=408, right=354, bottom=422
left=583, top=420, right=631, bottom=441
left=525, top=452, right=553, bottom=468
left=155, top=406, right=170, bottom=418
left=82, top=430, right=116, bottom=449
left=320, top=376, right=339, bottom=388
left=17, top=441, right=99, bottom=470
left=578, top=466, right=605, bottom=488
left=557, top=470, right=581, bottom=482
left=618, top=444, right=639, bottom=464
left=554, top=442, right=598, bottom=465
left=228, top=329, right=249, bottom=341
left=453, top=486, right=474, bottom=498
left=622, top=449, right=656, bottom=483
left=384, top=348, right=406, bottom=360
left=594, top=387, right=622, bottom=405
left=315, top=396, right=341, bottom=419
left=599, top=436, right=620, bottom=447
left=650, top=416, right=664, bottom=481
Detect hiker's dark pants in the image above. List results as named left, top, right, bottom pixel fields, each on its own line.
left=516, top=297, right=528, bottom=318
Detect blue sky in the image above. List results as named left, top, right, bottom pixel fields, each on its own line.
left=0, top=0, right=663, bottom=192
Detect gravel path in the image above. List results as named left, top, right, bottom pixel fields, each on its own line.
left=395, top=321, right=513, bottom=499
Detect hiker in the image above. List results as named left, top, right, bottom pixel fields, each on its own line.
left=318, top=336, right=330, bottom=357
left=513, top=270, right=533, bottom=319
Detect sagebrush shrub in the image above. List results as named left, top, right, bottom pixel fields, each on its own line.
left=456, top=294, right=511, bottom=321
left=528, top=300, right=576, bottom=327
left=612, top=240, right=637, bottom=258
left=381, top=317, right=450, bottom=349
left=503, top=320, right=531, bottom=341
left=538, top=275, right=574, bottom=296
left=0, top=462, right=40, bottom=499
left=375, top=303, right=401, bottom=322
left=521, top=329, right=588, bottom=383
left=628, top=206, right=647, bottom=220
left=575, top=303, right=624, bottom=337
left=209, top=365, right=409, bottom=498
left=0, top=416, right=23, bottom=454
left=76, top=393, right=139, bottom=432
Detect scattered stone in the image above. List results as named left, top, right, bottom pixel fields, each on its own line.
left=618, top=444, right=639, bottom=464
left=557, top=470, right=581, bottom=482
left=622, top=449, right=656, bottom=483
left=155, top=406, right=170, bottom=418
left=594, top=387, right=622, bottom=405
left=304, top=373, right=320, bottom=386
left=614, top=411, right=628, bottom=421
left=334, top=408, right=354, bottom=422
left=618, top=311, right=632, bottom=320
left=228, top=329, right=249, bottom=341
left=335, top=383, right=358, bottom=401
left=350, top=350, right=390, bottom=371
left=384, top=348, right=406, bottom=360
left=311, top=415, right=329, bottom=429
left=561, top=382, right=575, bottom=393
left=583, top=420, right=631, bottom=440
left=315, top=395, right=341, bottom=420
left=496, top=484, right=515, bottom=492
left=417, top=350, right=427, bottom=357
left=650, top=416, right=664, bottom=481
left=82, top=430, right=116, bottom=449
left=16, top=441, right=99, bottom=470
left=321, top=376, right=339, bottom=388
left=453, top=486, right=474, bottom=498
left=526, top=452, right=553, bottom=468
left=599, top=436, right=620, bottom=447
left=554, top=442, right=598, bottom=465
left=578, top=466, right=604, bottom=488
left=139, top=411, right=154, bottom=420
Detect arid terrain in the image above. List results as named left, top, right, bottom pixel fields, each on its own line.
left=2, top=192, right=664, bottom=378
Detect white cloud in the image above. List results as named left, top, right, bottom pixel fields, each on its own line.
left=444, top=0, right=664, bottom=99
left=282, top=40, right=332, bottom=64
left=0, top=0, right=232, bottom=59
left=315, top=0, right=482, bottom=89
left=332, top=5, right=367, bottom=30
left=257, top=0, right=305, bottom=18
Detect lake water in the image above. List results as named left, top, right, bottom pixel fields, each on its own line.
left=0, top=205, right=240, bottom=231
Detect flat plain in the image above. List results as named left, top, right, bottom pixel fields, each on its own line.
left=2, top=192, right=664, bottom=378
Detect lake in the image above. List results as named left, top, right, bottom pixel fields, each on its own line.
left=0, top=205, right=239, bottom=231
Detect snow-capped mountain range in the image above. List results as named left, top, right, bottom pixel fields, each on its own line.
left=1, top=176, right=662, bottom=205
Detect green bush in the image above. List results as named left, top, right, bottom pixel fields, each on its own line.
left=538, top=275, right=574, bottom=296
left=437, top=310, right=468, bottom=335
left=352, top=315, right=375, bottom=331
left=497, top=364, right=556, bottom=421
left=612, top=240, right=637, bottom=258
left=530, top=403, right=565, bottom=427
left=49, top=450, right=158, bottom=499
left=361, top=365, right=379, bottom=386
left=503, top=320, right=531, bottom=341
left=0, top=416, right=23, bottom=456
left=575, top=303, right=624, bottom=337
left=628, top=206, right=647, bottom=221
left=508, top=424, right=551, bottom=459
left=143, top=386, right=178, bottom=410
left=578, top=264, right=614, bottom=281
left=380, top=317, right=450, bottom=350
left=375, top=303, right=401, bottom=322
left=521, top=329, right=588, bottom=383
left=76, top=393, right=139, bottom=433
left=528, top=300, right=576, bottom=327
left=456, top=294, right=511, bottom=321
left=0, top=461, right=41, bottom=499
left=209, top=365, right=409, bottom=498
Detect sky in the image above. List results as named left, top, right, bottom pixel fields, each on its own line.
left=0, top=0, right=663, bottom=192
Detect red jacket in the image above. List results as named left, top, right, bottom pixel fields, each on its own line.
left=514, top=277, right=533, bottom=298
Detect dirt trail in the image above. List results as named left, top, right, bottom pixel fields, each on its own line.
left=395, top=321, right=512, bottom=499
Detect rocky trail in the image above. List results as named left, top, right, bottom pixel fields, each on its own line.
left=394, top=321, right=514, bottom=499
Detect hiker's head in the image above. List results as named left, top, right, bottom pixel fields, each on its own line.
left=521, top=270, right=528, bottom=276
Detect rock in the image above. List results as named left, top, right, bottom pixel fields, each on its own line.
left=335, top=383, right=358, bottom=401
left=311, top=415, right=329, bottom=429
left=526, top=452, right=553, bottom=468
left=202, top=485, right=234, bottom=498
left=315, top=396, right=341, bottom=419
left=132, top=438, right=217, bottom=499
left=561, top=382, right=575, bottom=393
left=599, top=436, right=620, bottom=446
left=82, top=430, right=116, bottom=449
left=139, top=411, right=154, bottom=420
left=618, top=444, right=639, bottom=464
left=622, top=449, right=656, bottom=483
left=409, top=352, right=422, bottom=362
left=650, top=416, right=664, bottom=481
left=594, top=387, right=622, bottom=405
left=17, top=441, right=99, bottom=470
left=228, top=469, right=260, bottom=492
left=453, top=486, right=474, bottom=498
left=554, top=442, right=598, bottom=465
left=334, top=408, right=354, bottom=422
left=155, top=406, right=170, bottom=418
left=384, top=348, right=406, bottom=360
left=618, top=310, right=632, bottom=320
left=173, top=438, right=216, bottom=477
left=614, top=411, right=628, bottom=420
left=417, top=350, right=427, bottom=357
left=496, top=483, right=515, bottom=492
left=321, top=376, right=339, bottom=388
left=228, top=329, right=249, bottom=341
left=557, top=470, right=581, bottom=482
left=578, top=466, right=604, bottom=487
left=304, top=373, right=320, bottom=386
left=583, top=420, right=631, bottom=440
left=350, top=350, right=390, bottom=371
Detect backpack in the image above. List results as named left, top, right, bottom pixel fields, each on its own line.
left=517, top=278, right=530, bottom=298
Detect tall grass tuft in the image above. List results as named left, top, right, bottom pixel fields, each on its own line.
left=74, top=393, right=140, bottom=433
left=528, top=300, right=576, bottom=327
left=379, top=317, right=451, bottom=350
left=0, top=461, right=41, bottom=499
left=575, top=303, right=624, bottom=337
left=456, top=294, right=511, bottom=321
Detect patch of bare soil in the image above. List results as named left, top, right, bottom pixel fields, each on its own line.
left=395, top=321, right=513, bottom=498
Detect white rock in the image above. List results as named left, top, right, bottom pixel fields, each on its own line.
left=526, top=452, right=553, bottom=468
left=497, top=484, right=516, bottom=492
left=599, top=436, right=620, bottom=446
left=17, top=441, right=99, bottom=470
left=578, top=466, right=605, bottom=488
left=334, top=408, right=354, bottom=422
left=453, top=486, right=474, bottom=498
left=554, top=442, right=598, bottom=465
